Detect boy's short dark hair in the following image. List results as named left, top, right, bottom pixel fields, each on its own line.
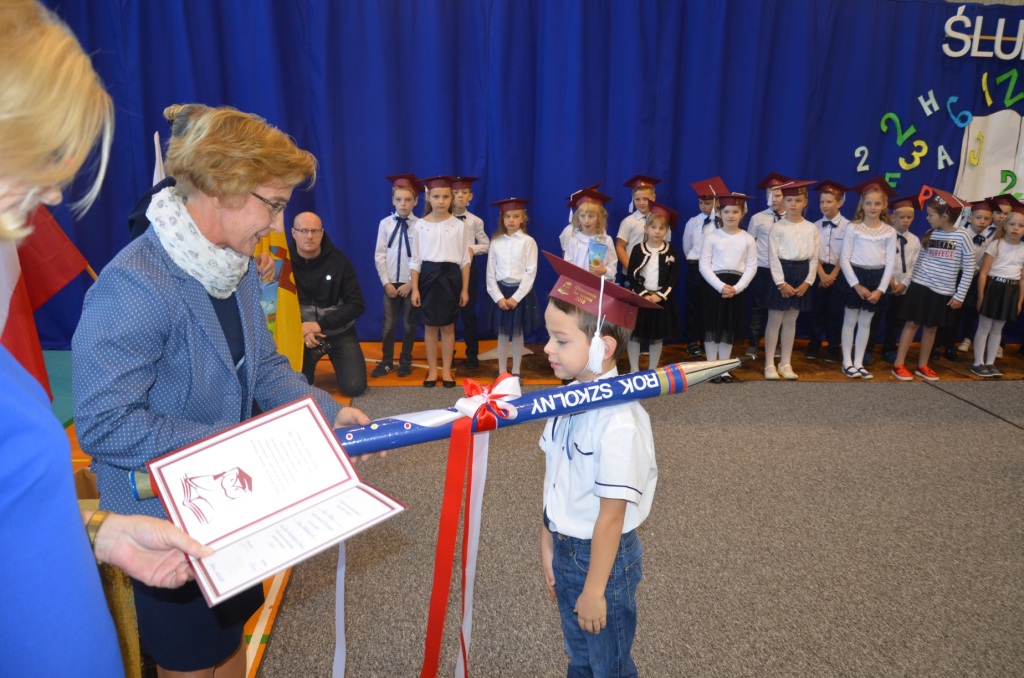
left=549, top=297, right=632, bottom=362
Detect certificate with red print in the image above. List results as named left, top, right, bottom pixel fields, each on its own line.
left=147, top=396, right=404, bottom=606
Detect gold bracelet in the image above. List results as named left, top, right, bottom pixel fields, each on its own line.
left=86, top=510, right=111, bottom=549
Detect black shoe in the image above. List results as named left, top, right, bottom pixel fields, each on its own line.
left=371, top=362, right=393, bottom=378
left=422, top=377, right=437, bottom=388
left=944, top=348, right=960, bottom=363
left=462, top=357, right=480, bottom=369
left=882, top=350, right=897, bottom=365
left=710, top=376, right=722, bottom=384
left=862, top=353, right=875, bottom=367
left=823, top=349, right=840, bottom=363
left=930, top=349, right=941, bottom=361
left=804, top=345, right=820, bottom=360
left=397, top=363, right=412, bottom=377
left=688, top=343, right=705, bottom=358
left=442, top=379, right=457, bottom=388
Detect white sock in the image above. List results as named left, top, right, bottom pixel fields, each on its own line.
left=854, top=309, right=874, bottom=368
left=627, top=339, right=641, bottom=373
left=780, top=309, right=799, bottom=366
left=511, top=331, right=524, bottom=374
left=704, top=340, right=719, bottom=362
left=497, top=334, right=510, bottom=374
left=974, top=316, right=992, bottom=365
left=649, top=341, right=663, bottom=369
left=720, top=342, right=733, bottom=360
left=986, top=318, right=1005, bottom=364
left=841, top=307, right=857, bottom=367
left=765, top=310, right=783, bottom=369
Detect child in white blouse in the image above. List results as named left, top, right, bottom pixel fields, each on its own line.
left=971, top=203, right=1024, bottom=377
left=838, top=179, right=897, bottom=378
left=562, top=188, right=617, bottom=281
left=764, top=180, right=819, bottom=380
left=410, top=176, right=472, bottom=388
left=485, top=198, right=541, bottom=377
left=698, top=192, right=757, bottom=382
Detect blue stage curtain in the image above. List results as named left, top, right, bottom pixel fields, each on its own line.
left=36, top=0, right=1024, bottom=346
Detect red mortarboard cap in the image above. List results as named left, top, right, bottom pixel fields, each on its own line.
left=890, top=195, right=918, bottom=211
left=623, top=175, right=661, bottom=190
left=970, top=198, right=995, bottom=212
left=451, top=176, right=479, bottom=190
left=852, top=176, right=897, bottom=199
left=386, top=174, right=424, bottom=193
left=1001, top=194, right=1024, bottom=216
left=927, top=187, right=970, bottom=210
left=567, top=187, right=612, bottom=209
left=491, top=197, right=532, bottom=213
left=717, top=192, right=755, bottom=208
left=776, top=180, right=816, bottom=197
left=543, top=251, right=660, bottom=331
left=564, top=183, right=601, bottom=202
left=690, top=176, right=729, bottom=200
left=987, top=194, right=1013, bottom=208
left=756, top=172, right=792, bottom=190
left=813, top=179, right=851, bottom=197
left=420, top=175, right=455, bottom=190
left=646, top=200, right=679, bottom=229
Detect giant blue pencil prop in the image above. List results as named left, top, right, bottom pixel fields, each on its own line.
left=333, top=358, right=740, bottom=455
left=130, top=359, right=740, bottom=500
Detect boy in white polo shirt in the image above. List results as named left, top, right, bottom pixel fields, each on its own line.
left=539, top=252, right=659, bottom=676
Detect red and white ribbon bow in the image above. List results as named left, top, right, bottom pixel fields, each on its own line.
left=421, top=374, right=521, bottom=678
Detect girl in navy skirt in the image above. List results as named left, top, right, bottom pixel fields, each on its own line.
left=765, top=180, right=819, bottom=380
left=411, top=176, right=472, bottom=388
left=838, top=178, right=897, bottom=379
left=698, top=192, right=756, bottom=382
left=625, top=200, right=682, bottom=373
left=892, top=188, right=975, bottom=381
left=485, top=198, right=541, bottom=377
left=971, top=200, right=1024, bottom=377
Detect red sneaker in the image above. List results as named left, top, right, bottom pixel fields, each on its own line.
left=891, top=364, right=914, bottom=381
left=914, top=365, right=940, bottom=382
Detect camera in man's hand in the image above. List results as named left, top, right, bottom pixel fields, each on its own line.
left=310, top=338, right=332, bottom=358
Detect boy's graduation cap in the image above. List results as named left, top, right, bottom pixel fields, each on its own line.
left=969, top=198, right=995, bottom=213
left=623, top=175, right=661, bottom=191
left=419, top=175, right=455, bottom=190
left=451, top=176, right=478, bottom=190
left=890, top=195, right=918, bottom=211
left=852, top=176, right=897, bottom=199
left=543, top=251, right=660, bottom=372
left=646, top=200, right=679, bottom=229
left=386, top=173, right=424, bottom=193
left=813, top=179, right=851, bottom=198
left=491, top=197, right=531, bottom=213
left=623, top=175, right=661, bottom=212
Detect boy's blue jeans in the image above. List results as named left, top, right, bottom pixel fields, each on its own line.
left=552, top=529, right=643, bottom=678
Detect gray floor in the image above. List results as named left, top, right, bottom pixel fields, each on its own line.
left=258, top=381, right=1024, bottom=677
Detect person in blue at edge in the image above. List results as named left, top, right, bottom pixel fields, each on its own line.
left=72, top=101, right=371, bottom=678
left=0, top=2, right=226, bottom=676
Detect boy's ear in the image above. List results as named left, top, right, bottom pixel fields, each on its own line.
left=601, top=334, right=617, bottom=362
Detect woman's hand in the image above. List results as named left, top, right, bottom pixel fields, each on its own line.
left=90, top=512, right=213, bottom=588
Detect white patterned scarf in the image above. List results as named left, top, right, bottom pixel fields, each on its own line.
left=147, top=187, right=249, bottom=298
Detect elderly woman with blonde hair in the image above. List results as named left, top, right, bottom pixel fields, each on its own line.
left=71, top=102, right=370, bottom=677
left=1, top=1, right=220, bottom=675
